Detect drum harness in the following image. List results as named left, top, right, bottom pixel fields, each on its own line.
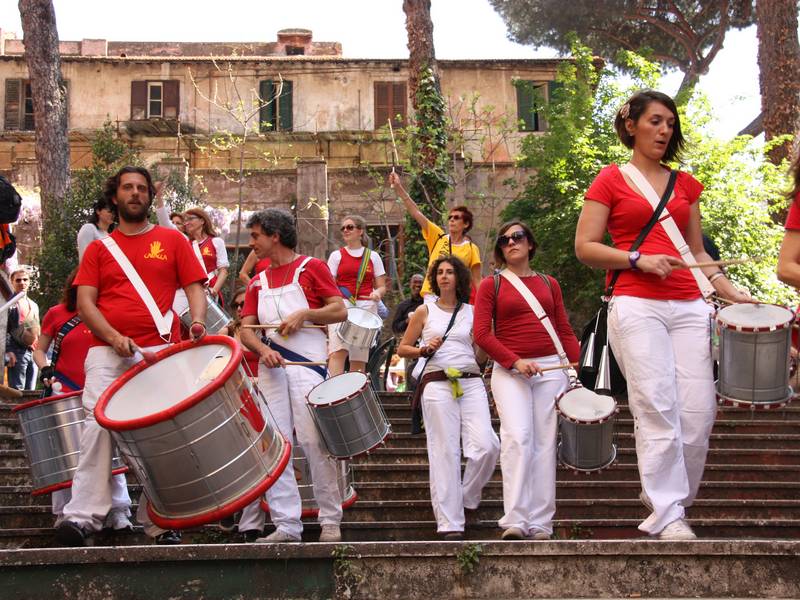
left=41, top=315, right=83, bottom=396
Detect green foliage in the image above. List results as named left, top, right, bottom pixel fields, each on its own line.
left=32, top=121, right=140, bottom=310
left=503, top=38, right=794, bottom=327
left=455, top=543, right=483, bottom=575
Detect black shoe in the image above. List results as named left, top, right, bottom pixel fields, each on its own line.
left=56, top=521, right=87, bottom=547
left=240, top=529, right=263, bottom=543
left=442, top=531, right=464, bottom=541
left=155, top=530, right=182, bottom=545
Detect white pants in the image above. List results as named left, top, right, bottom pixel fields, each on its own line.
left=51, top=473, right=131, bottom=525
left=608, top=296, right=716, bottom=535
left=61, top=345, right=165, bottom=536
left=239, top=364, right=343, bottom=537
left=421, top=378, right=499, bottom=533
left=492, top=354, right=566, bottom=535
left=327, top=299, right=378, bottom=363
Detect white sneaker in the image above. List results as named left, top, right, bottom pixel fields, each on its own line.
left=657, top=519, right=697, bottom=541
left=255, top=529, right=301, bottom=543
left=639, top=490, right=654, bottom=511
left=104, top=509, right=133, bottom=531
left=319, top=524, right=342, bottom=543
left=529, top=530, right=551, bottom=541
left=501, top=526, right=525, bottom=540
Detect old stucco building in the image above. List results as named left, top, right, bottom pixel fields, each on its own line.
left=0, top=28, right=562, bottom=279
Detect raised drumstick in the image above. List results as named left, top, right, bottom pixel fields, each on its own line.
left=388, top=118, right=400, bottom=180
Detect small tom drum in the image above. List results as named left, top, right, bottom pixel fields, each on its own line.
left=95, top=336, right=290, bottom=529
left=556, top=386, right=617, bottom=472
left=306, top=372, right=391, bottom=459
left=12, top=390, right=128, bottom=495
left=715, top=303, right=794, bottom=409
left=336, top=307, right=382, bottom=351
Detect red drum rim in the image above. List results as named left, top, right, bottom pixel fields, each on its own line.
left=715, top=303, right=795, bottom=332
left=30, top=466, right=129, bottom=497
left=147, top=433, right=292, bottom=530
left=259, top=489, right=359, bottom=518
left=11, top=390, right=83, bottom=413
left=95, top=335, right=243, bottom=431
left=306, top=372, right=370, bottom=408
left=716, top=390, right=793, bottom=411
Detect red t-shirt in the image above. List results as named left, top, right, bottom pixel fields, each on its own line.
left=334, top=247, right=377, bottom=299
left=75, top=226, right=207, bottom=348
left=254, top=257, right=271, bottom=274
left=242, top=256, right=342, bottom=318
left=473, top=274, right=580, bottom=370
left=40, top=304, right=93, bottom=390
left=785, top=191, right=800, bottom=230
left=585, top=164, right=704, bottom=300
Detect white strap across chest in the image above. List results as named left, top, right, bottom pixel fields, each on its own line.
left=499, top=269, right=567, bottom=364
left=619, top=163, right=714, bottom=298
left=101, top=236, right=173, bottom=340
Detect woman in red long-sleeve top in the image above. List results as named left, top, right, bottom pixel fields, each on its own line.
left=474, top=220, right=579, bottom=541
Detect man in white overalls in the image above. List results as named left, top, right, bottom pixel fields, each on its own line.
left=239, top=209, right=347, bottom=543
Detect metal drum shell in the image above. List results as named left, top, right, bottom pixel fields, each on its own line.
left=12, top=390, right=128, bottom=495
left=715, top=303, right=794, bottom=409
left=95, top=336, right=291, bottom=530
left=179, top=295, right=232, bottom=335
left=556, top=387, right=617, bottom=473
left=259, top=440, right=358, bottom=518
left=306, top=372, right=391, bottom=459
left=336, top=307, right=382, bottom=351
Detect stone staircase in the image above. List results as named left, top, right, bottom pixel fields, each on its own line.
left=1, top=390, right=800, bottom=598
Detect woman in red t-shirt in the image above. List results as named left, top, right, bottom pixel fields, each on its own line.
left=326, top=214, right=387, bottom=376
left=575, top=90, right=748, bottom=541
left=183, top=208, right=229, bottom=302
left=474, top=220, right=579, bottom=541
left=778, top=155, right=800, bottom=288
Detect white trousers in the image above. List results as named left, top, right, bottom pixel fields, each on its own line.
left=491, top=354, right=566, bottom=535
left=61, top=345, right=164, bottom=536
left=421, top=378, right=499, bottom=533
left=51, top=473, right=130, bottom=524
left=608, top=296, right=716, bottom=535
left=239, top=364, right=343, bottom=537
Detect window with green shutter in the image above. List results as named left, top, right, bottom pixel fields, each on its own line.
left=515, top=80, right=550, bottom=132
left=259, top=79, right=293, bottom=133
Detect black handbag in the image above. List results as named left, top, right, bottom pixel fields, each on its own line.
left=578, top=170, right=678, bottom=395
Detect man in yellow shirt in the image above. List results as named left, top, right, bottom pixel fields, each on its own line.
left=389, top=172, right=482, bottom=302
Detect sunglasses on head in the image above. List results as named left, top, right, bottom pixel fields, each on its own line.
left=497, top=230, right=528, bottom=247
left=340, top=224, right=357, bottom=232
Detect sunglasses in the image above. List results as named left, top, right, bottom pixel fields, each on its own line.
left=497, top=230, right=528, bottom=247
left=340, top=224, right=357, bottom=232
left=233, top=301, right=245, bottom=309
left=448, top=214, right=463, bottom=221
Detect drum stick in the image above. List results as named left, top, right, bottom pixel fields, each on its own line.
left=240, top=324, right=327, bottom=329
left=677, top=257, right=760, bottom=270
left=540, top=362, right=578, bottom=373
left=388, top=119, right=400, bottom=179
left=130, top=343, right=158, bottom=364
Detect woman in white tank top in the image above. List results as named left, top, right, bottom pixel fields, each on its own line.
left=398, top=256, right=499, bottom=540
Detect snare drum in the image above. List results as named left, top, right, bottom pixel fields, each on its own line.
left=179, top=295, right=232, bottom=335
left=306, top=372, right=391, bottom=459
left=260, top=438, right=358, bottom=518
left=337, top=307, right=382, bottom=351
left=556, top=386, right=617, bottom=472
left=715, top=303, right=794, bottom=409
left=12, top=390, right=128, bottom=495
left=95, top=336, right=291, bottom=529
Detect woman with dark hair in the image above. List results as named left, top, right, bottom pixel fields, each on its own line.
left=76, top=198, right=115, bottom=261
left=575, top=90, right=748, bottom=541
left=182, top=207, right=229, bottom=301
left=777, top=153, right=800, bottom=288
left=389, top=172, right=482, bottom=302
left=32, top=268, right=132, bottom=532
left=474, top=220, right=579, bottom=540
left=327, top=214, right=387, bottom=376
left=398, top=256, right=499, bottom=540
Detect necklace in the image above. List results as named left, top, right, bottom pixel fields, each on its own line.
left=125, top=221, right=152, bottom=236
left=268, top=253, right=297, bottom=319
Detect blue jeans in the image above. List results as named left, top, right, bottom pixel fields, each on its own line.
left=8, top=348, right=35, bottom=390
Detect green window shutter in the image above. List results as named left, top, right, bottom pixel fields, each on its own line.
left=547, top=81, right=563, bottom=105
left=259, top=79, right=275, bottom=133
left=515, top=80, right=536, bottom=132
left=278, top=80, right=293, bottom=132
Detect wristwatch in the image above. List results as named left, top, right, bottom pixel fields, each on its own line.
left=628, top=251, right=641, bottom=270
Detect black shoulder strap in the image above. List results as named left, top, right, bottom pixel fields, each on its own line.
left=605, top=169, right=678, bottom=296
left=51, top=315, right=82, bottom=369
left=492, top=274, right=500, bottom=327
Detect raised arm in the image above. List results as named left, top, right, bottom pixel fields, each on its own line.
left=389, top=171, right=429, bottom=231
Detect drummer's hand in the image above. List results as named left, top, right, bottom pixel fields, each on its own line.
left=388, top=171, right=401, bottom=189
left=726, top=287, right=752, bottom=304
left=4, top=352, right=15, bottom=368
left=189, top=321, right=207, bottom=342
left=259, top=346, right=286, bottom=368
left=369, top=290, right=382, bottom=302
left=111, top=334, right=136, bottom=358
left=277, top=309, right=308, bottom=337
left=636, top=254, right=685, bottom=279
left=426, top=336, right=444, bottom=353
left=512, top=359, right=543, bottom=378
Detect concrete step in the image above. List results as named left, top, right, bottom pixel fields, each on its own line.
left=1, top=540, right=799, bottom=599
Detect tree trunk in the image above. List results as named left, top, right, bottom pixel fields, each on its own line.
left=18, top=0, right=69, bottom=223
left=755, top=0, right=800, bottom=164
left=403, top=0, right=437, bottom=112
